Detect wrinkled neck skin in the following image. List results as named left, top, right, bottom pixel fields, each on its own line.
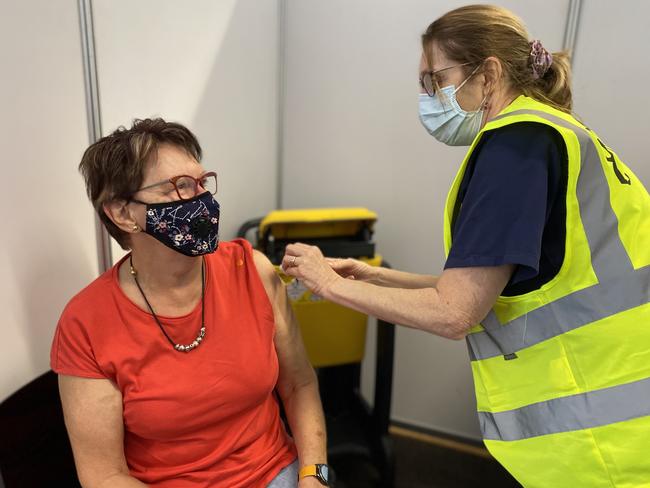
left=125, top=234, right=204, bottom=292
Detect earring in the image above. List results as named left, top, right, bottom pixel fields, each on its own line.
left=132, top=224, right=140, bottom=232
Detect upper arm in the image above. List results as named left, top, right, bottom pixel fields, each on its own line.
left=447, top=123, right=560, bottom=283
left=252, top=250, right=316, bottom=397
left=58, top=375, right=129, bottom=487
left=435, top=264, right=515, bottom=339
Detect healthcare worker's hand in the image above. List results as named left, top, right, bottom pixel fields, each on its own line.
left=282, top=243, right=342, bottom=298
left=326, top=257, right=376, bottom=282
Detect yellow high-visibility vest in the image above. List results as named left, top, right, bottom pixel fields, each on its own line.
left=443, top=95, right=650, bottom=487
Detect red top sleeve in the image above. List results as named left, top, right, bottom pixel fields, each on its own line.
left=51, top=294, right=108, bottom=379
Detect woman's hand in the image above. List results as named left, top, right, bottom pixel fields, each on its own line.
left=326, top=257, right=377, bottom=282
left=281, top=243, right=342, bottom=298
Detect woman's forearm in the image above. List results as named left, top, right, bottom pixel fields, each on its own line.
left=326, top=277, right=465, bottom=338
left=281, top=379, right=327, bottom=468
left=370, top=266, right=439, bottom=289
left=282, top=244, right=512, bottom=340
left=323, top=265, right=511, bottom=339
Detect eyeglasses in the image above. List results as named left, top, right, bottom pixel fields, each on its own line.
left=132, top=171, right=217, bottom=201
left=419, top=62, right=475, bottom=97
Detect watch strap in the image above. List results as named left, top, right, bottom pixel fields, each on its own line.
left=298, top=464, right=329, bottom=485
left=298, top=464, right=318, bottom=479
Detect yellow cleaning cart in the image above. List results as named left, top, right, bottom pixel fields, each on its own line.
left=238, top=208, right=395, bottom=488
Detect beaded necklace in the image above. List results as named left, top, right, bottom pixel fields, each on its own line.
left=129, top=256, right=206, bottom=352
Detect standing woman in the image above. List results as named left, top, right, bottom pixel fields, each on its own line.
left=281, top=5, right=650, bottom=487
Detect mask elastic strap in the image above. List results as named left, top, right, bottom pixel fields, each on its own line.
left=458, top=64, right=490, bottom=115
left=453, top=62, right=483, bottom=95
left=478, top=92, right=489, bottom=110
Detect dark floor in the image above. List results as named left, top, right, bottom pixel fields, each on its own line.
left=332, top=431, right=521, bottom=488
left=392, top=433, right=521, bottom=488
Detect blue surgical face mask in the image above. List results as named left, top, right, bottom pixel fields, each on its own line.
left=418, top=76, right=486, bottom=146
left=140, top=191, right=220, bottom=256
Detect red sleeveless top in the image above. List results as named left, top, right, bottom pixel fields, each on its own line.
left=51, top=239, right=297, bottom=487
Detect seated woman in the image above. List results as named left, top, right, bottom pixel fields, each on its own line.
left=51, top=119, right=328, bottom=487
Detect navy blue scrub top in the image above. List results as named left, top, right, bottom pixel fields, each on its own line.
left=445, top=122, right=568, bottom=297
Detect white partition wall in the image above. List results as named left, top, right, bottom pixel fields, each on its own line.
left=0, top=1, right=96, bottom=400
left=281, top=0, right=570, bottom=439
left=92, top=0, right=281, bottom=262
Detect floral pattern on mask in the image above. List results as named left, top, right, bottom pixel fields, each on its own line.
left=143, top=192, right=220, bottom=256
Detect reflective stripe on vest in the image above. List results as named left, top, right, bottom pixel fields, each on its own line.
left=479, top=374, right=650, bottom=441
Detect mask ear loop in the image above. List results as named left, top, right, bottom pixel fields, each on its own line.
left=453, top=62, right=484, bottom=95
left=436, top=64, right=482, bottom=110
left=479, top=92, right=489, bottom=111
left=452, top=62, right=489, bottom=115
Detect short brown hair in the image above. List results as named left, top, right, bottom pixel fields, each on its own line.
left=79, top=118, right=203, bottom=249
left=422, top=5, right=572, bottom=113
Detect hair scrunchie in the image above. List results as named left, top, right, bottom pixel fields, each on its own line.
left=529, top=39, right=553, bottom=79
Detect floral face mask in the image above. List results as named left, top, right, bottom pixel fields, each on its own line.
left=138, top=191, right=220, bottom=256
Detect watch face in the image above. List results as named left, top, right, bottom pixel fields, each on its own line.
left=317, top=464, right=329, bottom=483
